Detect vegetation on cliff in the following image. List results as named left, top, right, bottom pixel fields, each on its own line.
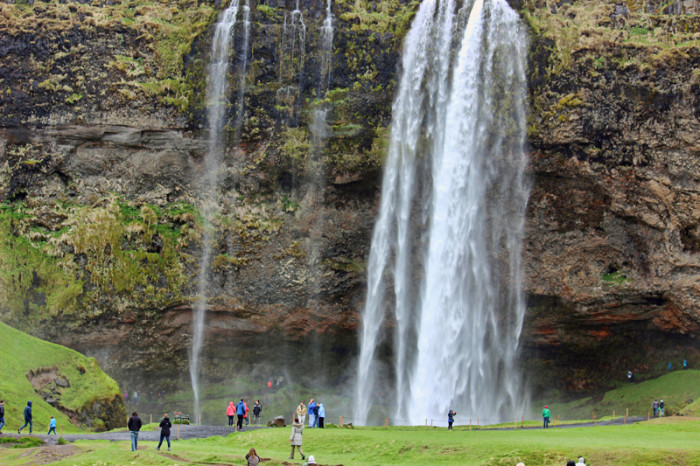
left=0, top=321, right=125, bottom=432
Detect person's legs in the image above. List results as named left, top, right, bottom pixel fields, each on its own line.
left=319, top=417, right=324, bottom=428
left=0, top=417, right=5, bottom=431
left=245, top=416, right=249, bottom=425
left=237, top=415, right=244, bottom=430
left=48, top=427, right=56, bottom=435
left=157, top=432, right=164, bottom=450
left=299, top=446, right=305, bottom=459
left=29, top=420, right=32, bottom=433
left=130, top=431, right=137, bottom=451
left=166, top=435, right=171, bottom=450
left=290, top=445, right=295, bottom=459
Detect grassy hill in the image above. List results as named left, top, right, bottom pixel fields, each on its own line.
left=538, top=370, right=700, bottom=421
left=0, top=321, right=125, bottom=433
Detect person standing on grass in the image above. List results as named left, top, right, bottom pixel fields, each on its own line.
left=448, top=410, right=456, bottom=430
left=0, top=400, right=5, bottom=433
left=156, top=413, right=172, bottom=451
left=227, top=401, right=236, bottom=427
left=317, top=402, right=325, bottom=428
left=128, top=411, right=142, bottom=451
left=253, top=400, right=262, bottom=427
left=296, top=401, right=307, bottom=426
left=652, top=399, right=659, bottom=417
left=288, top=417, right=305, bottom=460
left=542, top=405, right=551, bottom=428
left=18, top=401, right=32, bottom=434
left=236, top=398, right=246, bottom=431
left=244, top=400, right=250, bottom=426
left=308, top=399, right=317, bottom=428
left=683, top=359, right=688, bottom=369
left=659, top=399, right=665, bottom=417
left=48, top=416, right=57, bottom=435
left=246, top=447, right=261, bottom=466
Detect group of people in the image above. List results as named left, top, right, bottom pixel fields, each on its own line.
left=127, top=411, right=172, bottom=451
left=651, top=399, right=666, bottom=417
left=296, top=399, right=326, bottom=428
left=227, top=399, right=262, bottom=431
left=0, top=400, right=57, bottom=436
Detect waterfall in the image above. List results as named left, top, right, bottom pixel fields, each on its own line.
left=190, top=0, right=248, bottom=423
left=354, top=0, right=529, bottom=426
left=277, top=0, right=306, bottom=123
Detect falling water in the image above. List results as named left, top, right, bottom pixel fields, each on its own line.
left=190, top=0, right=244, bottom=423
left=355, top=0, right=529, bottom=426
left=277, top=0, right=307, bottom=123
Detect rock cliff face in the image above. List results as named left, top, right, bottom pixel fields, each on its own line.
left=0, top=0, right=698, bottom=397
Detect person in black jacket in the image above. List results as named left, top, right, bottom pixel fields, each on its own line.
left=128, top=411, right=142, bottom=451
left=253, top=400, right=262, bottom=427
left=18, top=401, right=32, bottom=434
left=157, top=413, right=172, bottom=451
left=0, top=400, right=5, bottom=433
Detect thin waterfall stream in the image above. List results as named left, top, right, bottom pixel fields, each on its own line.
left=355, top=0, right=530, bottom=425
left=190, top=0, right=250, bottom=423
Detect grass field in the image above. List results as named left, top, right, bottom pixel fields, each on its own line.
left=0, top=322, right=122, bottom=434
left=1, top=417, right=699, bottom=465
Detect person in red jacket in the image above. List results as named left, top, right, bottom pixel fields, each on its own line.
left=226, top=401, right=235, bottom=427
left=244, top=400, right=250, bottom=425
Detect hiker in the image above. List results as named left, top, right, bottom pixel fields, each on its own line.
left=659, top=399, right=665, bottom=417
left=668, top=361, right=672, bottom=371
left=18, top=401, right=32, bottom=434
left=157, top=413, right=172, bottom=451
left=296, top=401, right=307, bottom=426
left=683, top=359, right=688, bottom=369
left=236, top=399, right=246, bottom=431
left=48, top=416, right=57, bottom=435
left=227, top=401, right=236, bottom=427
left=448, top=409, right=457, bottom=430
left=289, top=417, right=305, bottom=460
left=253, top=400, right=262, bottom=427
left=246, top=447, right=261, bottom=466
left=542, top=405, right=551, bottom=428
left=652, top=399, right=659, bottom=417
left=627, top=370, right=634, bottom=383
left=318, top=403, right=325, bottom=428
left=128, top=411, right=142, bottom=451
left=308, top=399, right=317, bottom=428
left=0, top=400, right=5, bottom=433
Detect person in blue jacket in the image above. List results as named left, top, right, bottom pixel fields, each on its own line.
left=18, top=401, right=32, bottom=434
left=236, top=398, right=246, bottom=431
left=317, top=402, right=326, bottom=428
left=48, top=416, right=57, bottom=435
left=448, top=410, right=457, bottom=430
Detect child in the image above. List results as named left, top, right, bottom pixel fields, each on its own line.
left=48, top=416, right=57, bottom=435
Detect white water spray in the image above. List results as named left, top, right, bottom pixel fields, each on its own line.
left=355, top=0, right=529, bottom=426
left=190, top=0, right=247, bottom=423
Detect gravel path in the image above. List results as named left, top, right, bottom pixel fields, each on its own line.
left=2, top=424, right=267, bottom=446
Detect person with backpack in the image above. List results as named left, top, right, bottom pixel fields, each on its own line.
left=18, top=401, right=32, bottom=434
left=542, top=405, right=551, bottom=428
left=236, top=399, right=246, bottom=431
left=253, top=400, right=262, bottom=427
left=157, top=413, right=172, bottom=451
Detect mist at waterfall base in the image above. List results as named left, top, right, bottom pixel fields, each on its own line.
left=354, top=0, right=531, bottom=426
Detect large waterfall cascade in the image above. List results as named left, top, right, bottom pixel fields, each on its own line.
left=354, top=0, right=530, bottom=426
left=190, top=0, right=251, bottom=423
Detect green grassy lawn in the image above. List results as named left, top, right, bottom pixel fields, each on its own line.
left=0, top=322, right=122, bottom=434
left=1, top=418, right=699, bottom=465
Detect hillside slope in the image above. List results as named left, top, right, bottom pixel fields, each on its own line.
left=0, top=321, right=125, bottom=432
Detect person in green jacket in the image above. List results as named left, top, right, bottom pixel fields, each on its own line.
left=542, top=405, right=551, bottom=428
